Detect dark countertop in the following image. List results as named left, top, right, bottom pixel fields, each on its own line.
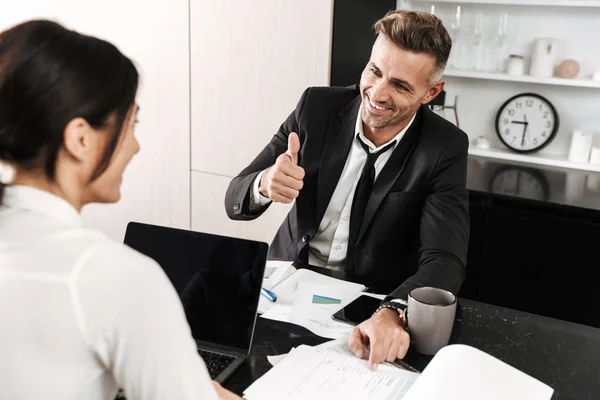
left=467, top=156, right=600, bottom=211
left=225, top=298, right=600, bottom=400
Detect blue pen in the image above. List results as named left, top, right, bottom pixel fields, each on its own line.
left=261, top=287, right=277, bottom=302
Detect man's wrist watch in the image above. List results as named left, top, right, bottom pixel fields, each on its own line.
left=374, top=301, right=408, bottom=330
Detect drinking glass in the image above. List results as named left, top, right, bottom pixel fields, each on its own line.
left=448, top=5, right=462, bottom=69
left=492, top=12, right=509, bottom=72
left=472, top=11, right=484, bottom=70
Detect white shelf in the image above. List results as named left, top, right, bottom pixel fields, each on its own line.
left=409, top=0, right=600, bottom=7
left=444, top=69, right=600, bottom=88
left=469, top=146, right=600, bottom=172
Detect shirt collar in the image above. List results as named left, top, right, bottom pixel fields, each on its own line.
left=355, top=103, right=417, bottom=152
left=2, top=185, right=83, bottom=228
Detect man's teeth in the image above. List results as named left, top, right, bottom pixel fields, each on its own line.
left=370, top=100, right=386, bottom=110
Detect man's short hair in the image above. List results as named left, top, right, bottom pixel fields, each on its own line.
left=374, top=10, right=452, bottom=84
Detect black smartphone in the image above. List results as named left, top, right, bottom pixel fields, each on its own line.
left=331, top=295, right=383, bottom=326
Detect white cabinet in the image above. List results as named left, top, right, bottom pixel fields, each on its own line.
left=190, top=0, right=333, bottom=239
left=190, top=0, right=333, bottom=177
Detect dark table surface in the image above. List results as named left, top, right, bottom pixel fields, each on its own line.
left=225, top=297, right=600, bottom=400
left=467, top=155, right=600, bottom=211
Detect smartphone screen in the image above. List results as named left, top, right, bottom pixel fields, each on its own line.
left=331, top=295, right=383, bottom=326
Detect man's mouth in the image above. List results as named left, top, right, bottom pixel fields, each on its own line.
left=366, top=94, right=392, bottom=113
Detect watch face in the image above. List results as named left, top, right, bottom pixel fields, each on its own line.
left=489, top=166, right=550, bottom=201
left=495, top=93, right=559, bottom=153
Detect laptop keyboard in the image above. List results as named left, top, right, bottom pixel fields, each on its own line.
left=198, top=349, right=237, bottom=379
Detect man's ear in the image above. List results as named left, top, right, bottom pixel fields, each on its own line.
left=422, top=80, right=445, bottom=105
left=63, top=118, right=93, bottom=162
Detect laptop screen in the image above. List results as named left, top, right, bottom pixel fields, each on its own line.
left=123, top=222, right=268, bottom=352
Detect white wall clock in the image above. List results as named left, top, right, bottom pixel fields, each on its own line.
left=495, top=93, right=559, bottom=153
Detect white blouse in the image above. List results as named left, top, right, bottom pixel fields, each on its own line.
left=0, top=185, right=218, bottom=400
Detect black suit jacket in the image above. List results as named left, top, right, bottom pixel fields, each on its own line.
left=225, top=85, right=469, bottom=299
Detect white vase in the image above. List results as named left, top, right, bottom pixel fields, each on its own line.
left=529, top=38, right=559, bottom=78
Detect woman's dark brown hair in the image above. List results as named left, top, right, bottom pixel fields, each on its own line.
left=0, top=19, right=139, bottom=202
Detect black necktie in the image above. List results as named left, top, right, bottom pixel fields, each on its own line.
left=346, top=138, right=395, bottom=272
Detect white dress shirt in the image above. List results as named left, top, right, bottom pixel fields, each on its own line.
left=251, top=104, right=416, bottom=269
left=0, top=186, right=218, bottom=400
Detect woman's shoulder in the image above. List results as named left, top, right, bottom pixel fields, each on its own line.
left=69, top=230, right=173, bottom=298
left=72, top=234, right=179, bottom=324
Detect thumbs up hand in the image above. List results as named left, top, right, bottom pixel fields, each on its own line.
left=285, top=131, right=300, bottom=165
left=259, top=132, right=305, bottom=204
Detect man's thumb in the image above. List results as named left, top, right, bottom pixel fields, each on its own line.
left=286, top=132, right=300, bottom=165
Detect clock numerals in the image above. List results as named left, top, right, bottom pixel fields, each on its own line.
left=497, top=94, right=557, bottom=152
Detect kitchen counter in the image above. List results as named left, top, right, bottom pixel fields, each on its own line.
left=467, top=156, right=600, bottom=211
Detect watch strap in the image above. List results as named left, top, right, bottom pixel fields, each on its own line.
left=374, top=301, right=408, bottom=330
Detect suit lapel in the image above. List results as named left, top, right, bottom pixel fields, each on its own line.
left=357, top=107, right=423, bottom=242
left=314, top=95, right=362, bottom=229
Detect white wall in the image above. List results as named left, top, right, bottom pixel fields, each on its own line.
left=1, top=0, right=191, bottom=241
left=189, top=0, right=334, bottom=243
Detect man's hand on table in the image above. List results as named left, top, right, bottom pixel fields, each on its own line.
left=348, top=308, right=410, bottom=371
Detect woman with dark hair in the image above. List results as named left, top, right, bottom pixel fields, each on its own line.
left=0, top=20, right=240, bottom=399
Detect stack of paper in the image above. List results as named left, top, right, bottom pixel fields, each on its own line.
left=267, top=339, right=415, bottom=372
left=258, top=261, right=376, bottom=339
left=249, top=343, right=554, bottom=400
left=244, top=345, right=419, bottom=400
left=258, top=261, right=366, bottom=314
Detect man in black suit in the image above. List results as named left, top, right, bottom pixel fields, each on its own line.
left=225, top=10, right=469, bottom=368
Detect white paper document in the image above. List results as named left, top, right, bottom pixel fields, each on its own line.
left=289, top=281, right=360, bottom=339
left=314, top=338, right=359, bottom=358
left=266, top=352, right=288, bottom=367
left=257, top=342, right=554, bottom=400
left=261, top=283, right=385, bottom=339
left=269, top=339, right=415, bottom=372
left=265, top=341, right=359, bottom=367
left=257, top=262, right=366, bottom=314
left=261, top=304, right=292, bottom=323
left=403, top=344, right=554, bottom=400
left=262, top=261, right=296, bottom=290
left=244, top=345, right=419, bottom=400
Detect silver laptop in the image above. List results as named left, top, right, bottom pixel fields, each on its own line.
left=123, top=222, right=268, bottom=383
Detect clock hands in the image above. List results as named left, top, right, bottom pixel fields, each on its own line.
left=521, top=114, right=529, bottom=146
left=509, top=116, right=529, bottom=146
